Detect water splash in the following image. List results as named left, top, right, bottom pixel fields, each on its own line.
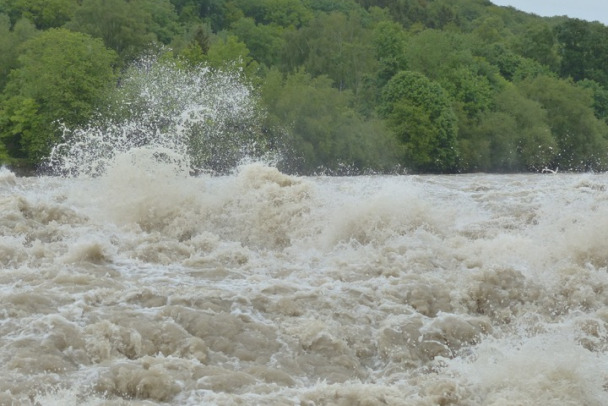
left=47, top=56, right=270, bottom=177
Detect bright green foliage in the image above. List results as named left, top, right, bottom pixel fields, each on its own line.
left=519, top=75, right=608, bottom=170
left=138, top=0, right=181, bottom=45
left=372, top=20, right=409, bottom=86
left=513, top=22, right=560, bottom=71
left=68, top=0, right=152, bottom=60
left=404, top=29, right=502, bottom=90
left=372, top=0, right=429, bottom=28
left=442, top=66, right=494, bottom=119
left=478, top=43, right=552, bottom=82
left=356, top=18, right=409, bottom=115
left=405, top=29, right=466, bottom=81
left=2, top=0, right=608, bottom=173
left=306, top=0, right=363, bottom=14
left=0, top=28, right=116, bottom=162
left=380, top=70, right=459, bottom=172
left=203, top=35, right=259, bottom=76
left=168, top=0, right=237, bottom=29
left=426, top=1, right=458, bottom=29
left=170, top=24, right=211, bottom=66
left=0, top=96, right=42, bottom=162
left=472, top=15, right=508, bottom=44
left=578, top=79, right=608, bottom=124
left=0, top=15, right=37, bottom=91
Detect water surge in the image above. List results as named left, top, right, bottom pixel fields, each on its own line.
left=1, top=59, right=607, bottom=405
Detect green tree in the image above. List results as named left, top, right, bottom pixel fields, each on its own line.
left=471, top=15, right=507, bottom=44
left=232, top=0, right=313, bottom=28
left=0, top=15, right=37, bottom=91
left=372, top=19, right=409, bottom=86
left=230, top=17, right=285, bottom=68
left=0, top=28, right=117, bottom=163
left=519, top=75, right=608, bottom=170
left=139, top=0, right=181, bottom=45
left=442, top=66, right=494, bottom=119
left=427, top=1, right=458, bottom=29
left=169, top=0, right=241, bottom=29
left=380, top=70, right=459, bottom=172
left=356, top=18, right=409, bottom=115
left=285, top=11, right=376, bottom=93
left=0, top=95, right=42, bottom=163
left=370, top=0, right=428, bottom=29
left=556, top=19, right=608, bottom=87
left=0, top=0, right=77, bottom=29
left=460, top=85, right=556, bottom=172
left=262, top=69, right=397, bottom=173
left=68, top=0, right=179, bottom=61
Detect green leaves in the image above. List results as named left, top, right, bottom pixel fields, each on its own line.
left=556, top=19, right=608, bottom=88
left=380, top=71, right=459, bottom=172
left=68, top=0, right=179, bottom=61
left=0, top=0, right=78, bottom=29
left=519, top=75, right=608, bottom=170
left=0, top=28, right=116, bottom=163
left=1, top=0, right=608, bottom=173
left=262, top=69, right=397, bottom=173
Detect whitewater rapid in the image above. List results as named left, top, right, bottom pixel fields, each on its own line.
left=1, top=161, right=607, bottom=405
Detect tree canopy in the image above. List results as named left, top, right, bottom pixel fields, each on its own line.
left=1, top=0, right=608, bottom=174
left=0, top=28, right=116, bottom=163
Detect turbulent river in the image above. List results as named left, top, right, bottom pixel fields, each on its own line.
left=1, top=160, right=607, bottom=405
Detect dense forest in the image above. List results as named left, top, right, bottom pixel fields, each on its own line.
left=2, top=0, right=608, bottom=174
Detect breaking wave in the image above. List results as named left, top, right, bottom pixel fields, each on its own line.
left=47, top=56, right=271, bottom=177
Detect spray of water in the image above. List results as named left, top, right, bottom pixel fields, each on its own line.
left=47, top=56, right=271, bottom=177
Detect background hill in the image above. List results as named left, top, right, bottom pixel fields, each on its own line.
left=2, top=0, right=608, bottom=174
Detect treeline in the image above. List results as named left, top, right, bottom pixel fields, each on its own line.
left=2, top=0, right=608, bottom=174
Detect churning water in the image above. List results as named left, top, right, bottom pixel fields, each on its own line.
left=3, top=164, right=608, bottom=405
left=1, top=61, right=608, bottom=405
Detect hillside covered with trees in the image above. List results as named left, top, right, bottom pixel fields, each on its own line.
left=2, top=0, right=608, bottom=174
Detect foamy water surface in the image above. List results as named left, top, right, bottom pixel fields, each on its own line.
left=1, top=160, right=607, bottom=405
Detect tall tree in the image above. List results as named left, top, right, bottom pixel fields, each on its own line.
left=232, top=0, right=312, bottom=28
left=372, top=19, right=409, bottom=86
left=0, top=28, right=117, bottom=163
left=68, top=0, right=179, bottom=61
left=262, top=69, right=397, bottom=173
left=460, top=85, right=556, bottom=172
left=380, top=70, right=459, bottom=172
left=0, top=0, right=78, bottom=29
left=286, top=11, right=376, bottom=93
left=556, top=19, right=608, bottom=88
left=513, top=22, right=560, bottom=72
left=230, top=17, right=285, bottom=68
left=519, top=75, right=608, bottom=170
left=0, top=15, right=37, bottom=91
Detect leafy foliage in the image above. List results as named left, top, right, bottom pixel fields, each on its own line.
left=2, top=0, right=608, bottom=173
left=263, top=69, right=398, bottom=173
left=0, top=28, right=116, bottom=162
left=380, top=70, right=458, bottom=172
